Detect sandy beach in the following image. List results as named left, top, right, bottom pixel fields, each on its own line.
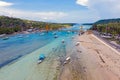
left=0, top=31, right=120, bottom=80
left=60, top=32, right=120, bottom=80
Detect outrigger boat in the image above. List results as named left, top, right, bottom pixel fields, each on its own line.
left=3, top=37, right=9, bottom=40
left=37, top=54, right=45, bottom=64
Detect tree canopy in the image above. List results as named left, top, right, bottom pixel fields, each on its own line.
left=91, top=18, right=120, bottom=35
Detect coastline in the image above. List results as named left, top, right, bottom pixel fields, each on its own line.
left=0, top=34, right=72, bottom=80
left=1, top=31, right=120, bottom=80
left=59, top=31, right=120, bottom=80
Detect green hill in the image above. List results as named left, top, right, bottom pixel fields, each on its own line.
left=90, top=18, right=120, bottom=35
left=94, top=18, right=120, bottom=24
left=0, top=16, right=74, bottom=34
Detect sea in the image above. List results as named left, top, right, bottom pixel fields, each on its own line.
left=0, top=24, right=92, bottom=68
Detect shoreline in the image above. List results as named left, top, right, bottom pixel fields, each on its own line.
left=59, top=31, right=120, bottom=80
left=0, top=31, right=120, bottom=80
left=0, top=34, right=71, bottom=80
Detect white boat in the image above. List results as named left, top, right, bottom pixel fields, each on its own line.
left=75, top=42, right=80, bottom=46
left=37, top=60, right=43, bottom=64
left=64, top=57, right=71, bottom=64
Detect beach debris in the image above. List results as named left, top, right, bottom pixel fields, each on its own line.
left=78, top=33, right=81, bottom=36
left=77, top=50, right=82, bottom=53
left=99, top=55, right=105, bottom=63
left=37, top=54, right=46, bottom=64
left=63, top=56, right=71, bottom=65
left=75, top=42, right=80, bottom=46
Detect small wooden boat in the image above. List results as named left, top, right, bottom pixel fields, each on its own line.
left=3, top=37, right=9, bottom=40
left=62, top=39, right=65, bottom=43
left=37, top=54, right=45, bottom=64
left=64, top=57, right=71, bottom=64
left=54, top=35, right=58, bottom=38
left=75, top=42, right=80, bottom=46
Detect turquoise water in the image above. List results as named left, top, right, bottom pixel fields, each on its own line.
left=0, top=24, right=92, bottom=68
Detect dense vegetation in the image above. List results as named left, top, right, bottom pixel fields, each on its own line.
left=82, top=23, right=93, bottom=25
left=0, top=16, right=74, bottom=34
left=91, top=19, right=120, bottom=35
left=94, top=18, right=120, bottom=24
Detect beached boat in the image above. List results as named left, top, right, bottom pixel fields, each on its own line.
left=64, top=56, right=71, bottom=64
left=75, top=42, right=80, bottom=46
left=37, top=54, right=45, bottom=64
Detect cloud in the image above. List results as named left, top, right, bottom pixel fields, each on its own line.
left=0, top=0, right=13, bottom=7
left=61, top=10, right=100, bottom=23
left=76, top=0, right=120, bottom=19
left=0, top=7, right=67, bottom=22
left=76, top=0, right=88, bottom=6
left=0, top=0, right=67, bottom=22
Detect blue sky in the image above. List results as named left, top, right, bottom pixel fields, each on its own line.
left=0, top=0, right=120, bottom=23
left=7, top=0, right=87, bottom=11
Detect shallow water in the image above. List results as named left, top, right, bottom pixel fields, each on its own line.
left=0, top=24, right=92, bottom=68
left=0, top=33, right=74, bottom=80
left=0, top=24, right=92, bottom=80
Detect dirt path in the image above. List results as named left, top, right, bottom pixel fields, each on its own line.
left=59, top=32, right=120, bottom=80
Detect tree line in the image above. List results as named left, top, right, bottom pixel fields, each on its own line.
left=0, top=16, right=74, bottom=34
left=91, top=19, right=120, bottom=36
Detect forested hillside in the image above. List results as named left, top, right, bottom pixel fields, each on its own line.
left=91, top=18, right=120, bottom=35
left=0, top=16, right=74, bottom=34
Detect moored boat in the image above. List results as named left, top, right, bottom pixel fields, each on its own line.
left=54, top=35, right=58, bottom=38
left=3, top=37, right=9, bottom=40
left=62, top=39, right=65, bottom=43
